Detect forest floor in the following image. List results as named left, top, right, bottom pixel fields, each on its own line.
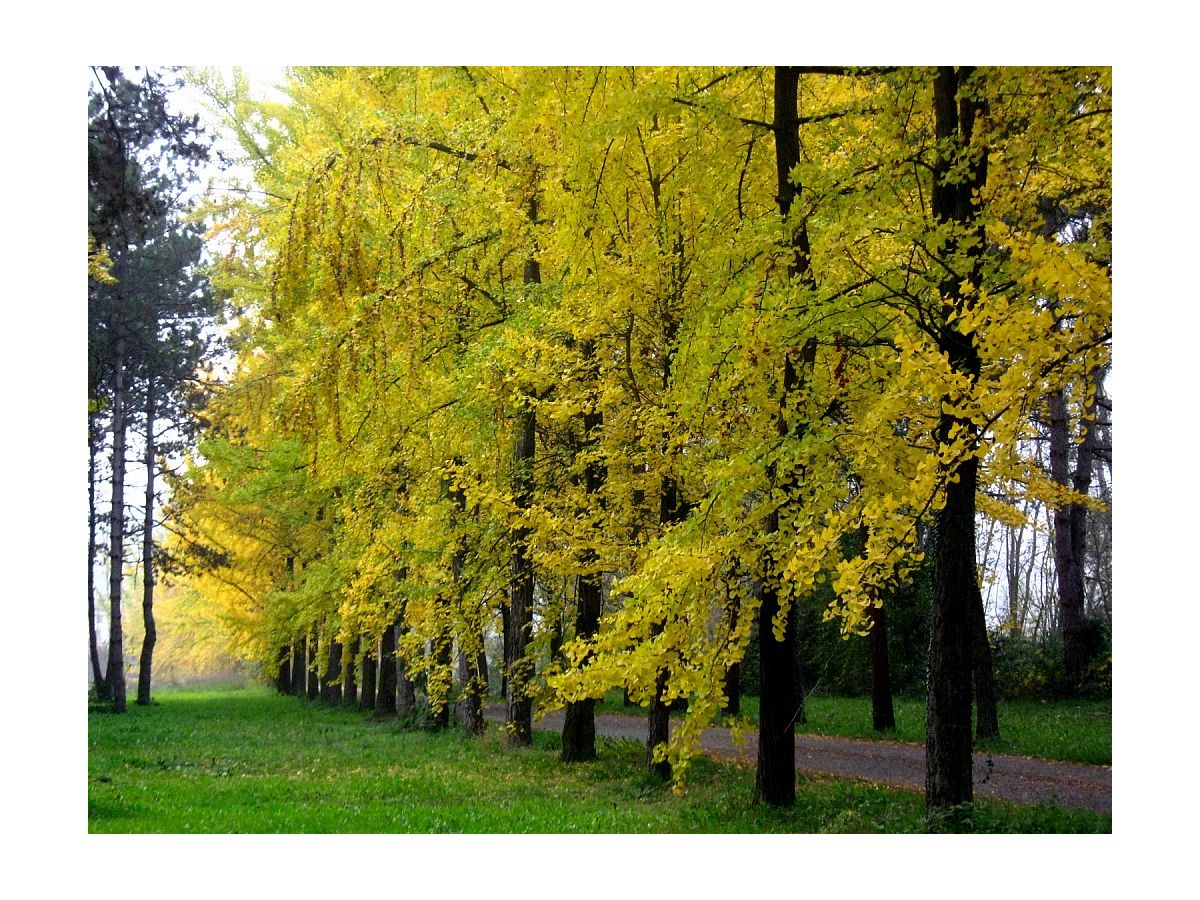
left=485, top=704, right=1112, bottom=814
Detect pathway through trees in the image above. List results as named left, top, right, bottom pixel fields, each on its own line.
left=483, top=704, right=1111, bottom=814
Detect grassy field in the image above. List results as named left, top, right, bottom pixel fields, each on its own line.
left=89, top=686, right=1110, bottom=833
left=595, top=691, right=1111, bottom=765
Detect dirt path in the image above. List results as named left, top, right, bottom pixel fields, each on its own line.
left=483, top=704, right=1111, bottom=814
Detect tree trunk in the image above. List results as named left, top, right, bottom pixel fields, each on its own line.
left=397, top=631, right=417, bottom=718
left=106, top=322, right=128, bottom=713
left=343, top=636, right=359, bottom=706
left=506, top=188, right=541, bottom=748
left=925, top=65, right=988, bottom=825
left=562, top=372, right=603, bottom=762
left=1049, top=376, right=1099, bottom=689
left=972, top=584, right=999, bottom=739
left=137, top=378, right=157, bottom=706
left=376, top=620, right=398, bottom=717
left=322, top=638, right=342, bottom=705
left=275, top=645, right=291, bottom=695
left=359, top=642, right=377, bottom=712
left=290, top=637, right=306, bottom=696
left=868, top=600, right=896, bottom=731
left=88, top=414, right=108, bottom=700
left=306, top=631, right=319, bottom=700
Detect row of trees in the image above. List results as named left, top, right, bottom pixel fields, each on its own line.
left=164, top=66, right=1110, bottom=822
left=88, top=66, right=218, bottom=711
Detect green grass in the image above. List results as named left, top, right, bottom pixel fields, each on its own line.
left=595, top=690, right=1110, bottom=765
left=89, top=686, right=1109, bottom=833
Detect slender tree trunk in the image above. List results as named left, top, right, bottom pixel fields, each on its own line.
left=868, top=600, right=896, bottom=731
left=397, top=627, right=417, bottom=718
left=925, top=65, right=988, bottom=824
left=562, top=364, right=603, bottom=762
left=275, top=645, right=291, bottom=695
left=322, top=638, right=342, bottom=705
left=972, top=585, right=999, bottom=739
left=359, top=642, right=377, bottom=712
left=506, top=193, right=540, bottom=748
left=376, top=621, right=398, bottom=717
left=306, top=631, right=319, bottom=700
left=137, top=378, right=157, bottom=705
left=1049, top=378, right=1098, bottom=689
left=755, top=64, right=817, bottom=807
left=106, top=321, right=128, bottom=713
left=290, top=636, right=305, bottom=696
left=343, top=636, right=359, bottom=706
left=88, top=414, right=108, bottom=700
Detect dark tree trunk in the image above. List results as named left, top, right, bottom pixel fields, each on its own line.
left=322, top=638, right=343, bottom=705
left=306, top=631, right=319, bottom=700
left=925, top=65, right=988, bottom=825
left=359, top=643, right=377, bottom=712
left=275, top=645, right=291, bottom=695
left=506, top=401, right=536, bottom=746
left=723, top=663, right=741, bottom=716
left=868, top=600, right=896, bottom=731
left=506, top=188, right=541, bottom=748
left=376, top=621, right=398, bottom=717
left=499, top=604, right=510, bottom=701
left=433, top=624, right=453, bottom=729
left=88, top=414, right=108, bottom=700
left=562, top=371, right=604, bottom=762
left=290, top=637, right=305, bottom=696
left=343, top=636, right=359, bottom=705
left=1049, top=377, right=1098, bottom=690
left=754, top=64, right=816, bottom=807
left=137, top=378, right=157, bottom=706
left=972, top=584, right=999, bottom=739
left=106, top=322, right=128, bottom=713
left=397, top=635, right=417, bottom=718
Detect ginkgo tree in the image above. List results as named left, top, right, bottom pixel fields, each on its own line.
left=168, top=65, right=1110, bottom=824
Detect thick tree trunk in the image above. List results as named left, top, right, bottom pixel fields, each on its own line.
left=88, top=415, right=108, bottom=700
left=926, top=65, right=988, bottom=824
left=137, top=378, right=157, bottom=706
left=106, top=323, right=128, bottom=713
left=376, top=620, right=398, bottom=717
left=397, top=633, right=417, bottom=718
left=868, top=600, right=896, bottom=731
left=359, top=642, right=377, bottom=712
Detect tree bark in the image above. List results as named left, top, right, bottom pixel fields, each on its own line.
left=275, top=645, right=291, bottom=695
left=359, top=642, right=377, bottom=712
left=506, top=190, right=540, bottom=748
left=972, top=584, right=999, bottom=739
left=562, top=361, right=604, bottom=762
left=376, top=621, right=398, bottom=716
left=1049, top=375, right=1099, bottom=689
left=868, top=600, right=896, bottom=731
left=106, top=320, right=128, bottom=713
left=137, top=377, right=157, bottom=706
left=397, top=628, right=417, bottom=718
left=306, top=631, right=319, bottom=700
left=343, top=636, right=359, bottom=705
left=88, top=413, right=108, bottom=700
left=290, top=636, right=305, bottom=696
left=321, top=638, right=343, bottom=705
left=925, top=65, right=988, bottom=824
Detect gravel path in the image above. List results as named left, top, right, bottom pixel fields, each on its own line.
left=483, top=704, right=1111, bottom=814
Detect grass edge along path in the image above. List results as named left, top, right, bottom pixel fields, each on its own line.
left=89, top=686, right=1110, bottom=834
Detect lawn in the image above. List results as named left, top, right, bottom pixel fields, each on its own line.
left=89, top=686, right=1110, bottom=833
